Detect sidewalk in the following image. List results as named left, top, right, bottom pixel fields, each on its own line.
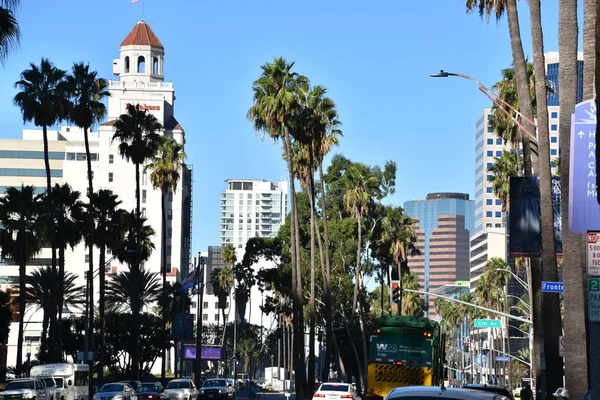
left=236, top=391, right=295, bottom=400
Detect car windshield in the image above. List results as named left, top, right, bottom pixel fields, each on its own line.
left=166, top=382, right=190, bottom=389
left=121, top=382, right=139, bottom=389
left=54, top=379, right=64, bottom=388
left=139, top=386, right=158, bottom=393
left=99, top=384, right=124, bottom=392
left=203, top=380, right=227, bottom=388
left=42, top=379, right=56, bottom=388
left=320, top=384, right=349, bottom=392
left=6, top=382, right=35, bottom=390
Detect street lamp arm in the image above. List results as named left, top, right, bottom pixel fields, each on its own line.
left=403, top=288, right=531, bottom=324
left=506, top=295, right=531, bottom=311
left=497, top=268, right=529, bottom=292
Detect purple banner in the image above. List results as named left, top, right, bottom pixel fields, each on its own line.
left=569, top=100, right=600, bottom=233
left=183, top=346, right=222, bottom=361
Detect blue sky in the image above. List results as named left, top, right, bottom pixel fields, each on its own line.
left=0, top=0, right=578, bottom=255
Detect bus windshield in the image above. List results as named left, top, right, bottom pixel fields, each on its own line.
left=369, top=329, right=433, bottom=364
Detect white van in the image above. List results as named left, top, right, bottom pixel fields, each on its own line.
left=30, top=364, right=90, bottom=400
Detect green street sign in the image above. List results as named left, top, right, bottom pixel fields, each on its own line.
left=474, top=319, right=502, bottom=329
left=589, top=278, right=600, bottom=322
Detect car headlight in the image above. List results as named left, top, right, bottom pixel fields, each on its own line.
left=176, top=393, right=184, bottom=398
left=113, top=395, right=124, bottom=400
left=199, top=390, right=204, bottom=394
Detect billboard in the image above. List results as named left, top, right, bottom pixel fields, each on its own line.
left=569, top=99, right=600, bottom=233
left=183, top=346, right=222, bottom=361
left=509, top=177, right=542, bottom=257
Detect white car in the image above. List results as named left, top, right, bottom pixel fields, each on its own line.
left=162, top=379, right=197, bottom=400
left=385, top=386, right=510, bottom=400
left=313, top=383, right=359, bottom=400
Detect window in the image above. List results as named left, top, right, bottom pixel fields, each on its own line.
left=85, top=254, right=90, bottom=263
left=486, top=211, right=493, bottom=217
left=215, top=314, right=219, bottom=321
left=487, top=126, right=493, bottom=133
left=486, top=187, right=493, bottom=193
left=203, top=302, right=209, bottom=309
left=203, top=314, right=208, bottom=321
left=142, top=189, right=147, bottom=203
left=109, top=154, right=114, bottom=164
left=487, top=151, right=493, bottom=157
left=496, top=138, right=502, bottom=144
left=551, top=136, right=558, bottom=143
left=495, top=223, right=502, bottom=228
left=551, top=149, right=558, bottom=155
left=124, top=56, right=130, bottom=73
left=487, top=138, right=494, bottom=145
left=247, top=193, right=252, bottom=199
left=551, top=124, right=558, bottom=131
left=141, top=208, right=146, bottom=217
left=551, top=111, right=558, bottom=119
left=496, top=151, right=502, bottom=157
left=108, top=172, right=113, bottom=183
left=496, top=199, right=501, bottom=205
left=191, top=302, right=197, bottom=309
left=152, top=57, right=159, bottom=75
left=75, top=371, right=88, bottom=386
left=215, top=302, right=219, bottom=308
left=495, top=211, right=502, bottom=218
left=486, top=199, right=493, bottom=205
left=137, top=56, right=145, bottom=73
left=487, top=163, right=493, bottom=169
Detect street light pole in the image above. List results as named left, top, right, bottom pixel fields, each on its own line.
left=195, top=254, right=204, bottom=388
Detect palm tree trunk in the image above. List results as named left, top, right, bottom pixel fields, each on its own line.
left=16, top=261, right=26, bottom=376
left=161, top=189, right=168, bottom=380
left=307, top=146, right=317, bottom=392
left=281, top=129, right=306, bottom=397
left=318, top=164, right=340, bottom=383
left=99, top=245, right=107, bottom=380
left=83, top=125, right=96, bottom=376
left=583, top=0, right=596, bottom=99
left=527, top=1, right=563, bottom=394
left=42, top=124, right=59, bottom=361
left=131, top=161, right=142, bottom=380
left=354, top=217, right=367, bottom=392
left=559, top=0, right=589, bottom=397
left=40, top=310, right=49, bottom=361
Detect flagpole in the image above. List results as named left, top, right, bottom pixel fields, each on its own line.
left=141, top=0, right=144, bottom=21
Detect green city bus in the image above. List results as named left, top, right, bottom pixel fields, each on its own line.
left=366, top=315, right=445, bottom=400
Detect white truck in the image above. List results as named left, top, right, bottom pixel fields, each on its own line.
left=29, top=364, right=90, bottom=400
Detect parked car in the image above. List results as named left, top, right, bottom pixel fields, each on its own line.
left=198, top=379, right=234, bottom=400
left=163, top=379, right=197, bottom=400
left=313, top=383, right=359, bottom=400
left=0, top=379, right=48, bottom=400
left=462, top=384, right=515, bottom=400
left=136, top=384, right=165, bottom=400
left=119, top=381, right=143, bottom=394
left=386, top=386, right=510, bottom=400
left=141, top=383, right=163, bottom=394
left=93, top=383, right=137, bottom=400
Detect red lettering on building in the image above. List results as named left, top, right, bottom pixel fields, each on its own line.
left=125, top=103, right=161, bottom=111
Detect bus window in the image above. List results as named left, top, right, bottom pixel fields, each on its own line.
left=75, top=371, right=89, bottom=386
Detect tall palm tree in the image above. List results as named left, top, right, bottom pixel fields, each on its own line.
left=78, top=189, right=127, bottom=378
left=26, top=268, right=85, bottom=361
left=247, top=57, right=308, bottom=396
left=0, top=0, right=19, bottom=64
left=343, top=163, right=382, bottom=388
left=0, top=186, right=43, bottom=374
left=66, top=63, right=110, bottom=361
left=488, top=150, right=519, bottom=211
left=105, top=268, right=161, bottom=313
left=13, top=58, right=70, bottom=358
left=211, top=266, right=233, bottom=345
left=401, top=271, right=424, bottom=317
left=558, top=0, right=587, bottom=397
left=144, top=136, right=185, bottom=379
left=43, top=183, right=84, bottom=360
left=112, top=105, right=161, bottom=378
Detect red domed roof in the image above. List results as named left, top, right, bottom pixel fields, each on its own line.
left=121, top=21, right=164, bottom=48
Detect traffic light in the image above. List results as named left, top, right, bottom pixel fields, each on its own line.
left=464, top=342, right=470, bottom=353
left=391, top=280, right=401, bottom=304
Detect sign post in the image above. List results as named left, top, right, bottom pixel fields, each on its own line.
left=588, top=232, right=600, bottom=276
left=473, top=319, right=502, bottom=329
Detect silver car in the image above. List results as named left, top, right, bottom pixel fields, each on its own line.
left=385, top=385, right=511, bottom=400
left=162, top=379, right=197, bottom=400
left=0, top=379, right=48, bottom=400
left=93, top=383, right=137, bottom=400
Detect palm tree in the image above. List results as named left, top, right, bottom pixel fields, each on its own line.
left=343, top=163, right=382, bottom=388
left=13, top=59, right=70, bottom=356
left=583, top=0, right=595, bottom=100
left=558, top=0, right=587, bottom=396
left=112, top=104, right=161, bottom=378
left=247, top=58, right=308, bottom=396
left=79, top=189, right=127, bottom=378
left=401, top=271, right=424, bottom=317
left=105, top=268, right=161, bottom=313
left=0, top=186, right=43, bottom=374
left=488, top=150, right=518, bottom=211
left=66, top=63, right=110, bottom=359
left=144, top=136, right=185, bottom=380
left=26, top=268, right=85, bottom=360
left=0, top=0, right=19, bottom=64
left=211, top=267, right=233, bottom=345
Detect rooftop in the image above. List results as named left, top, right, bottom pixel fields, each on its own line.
left=121, top=21, right=164, bottom=49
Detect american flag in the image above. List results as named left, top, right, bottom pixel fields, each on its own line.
left=131, top=0, right=139, bottom=3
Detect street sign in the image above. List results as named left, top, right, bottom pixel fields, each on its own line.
left=496, top=356, right=510, bottom=362
left=588, top=232, right=600, bottom=276
left=569, top=100, right=600, bottom=233
left=474, top=319, right=502, bottom=328
left=589, top=278, right=600, bottom=322
left=542, top=281, right=564, bottom=293
left=559, top=336, right=565, bottom=357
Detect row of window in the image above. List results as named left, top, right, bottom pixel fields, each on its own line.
left=0, top=168, right=62, bottom=177
left=0, top=150, right=64, bottom=160
left=66, top=152, right=99, bottom=161
left=486, top=211, right=503, bottom=218
left=193, top=301, right=230, bottom=310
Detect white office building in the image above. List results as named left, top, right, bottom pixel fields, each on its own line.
left=0, top=21, right=192, bottom=370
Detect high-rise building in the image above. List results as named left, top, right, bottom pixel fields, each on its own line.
left=404, top=193, right=474, bottom=316
left=0, top=21, right=192, bottom=368
left=219, top=179, right=288, bottom=252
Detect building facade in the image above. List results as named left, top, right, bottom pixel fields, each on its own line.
left=0, top=21, right=192, bottom=369
left=403, top=193, right=474, bottom=316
